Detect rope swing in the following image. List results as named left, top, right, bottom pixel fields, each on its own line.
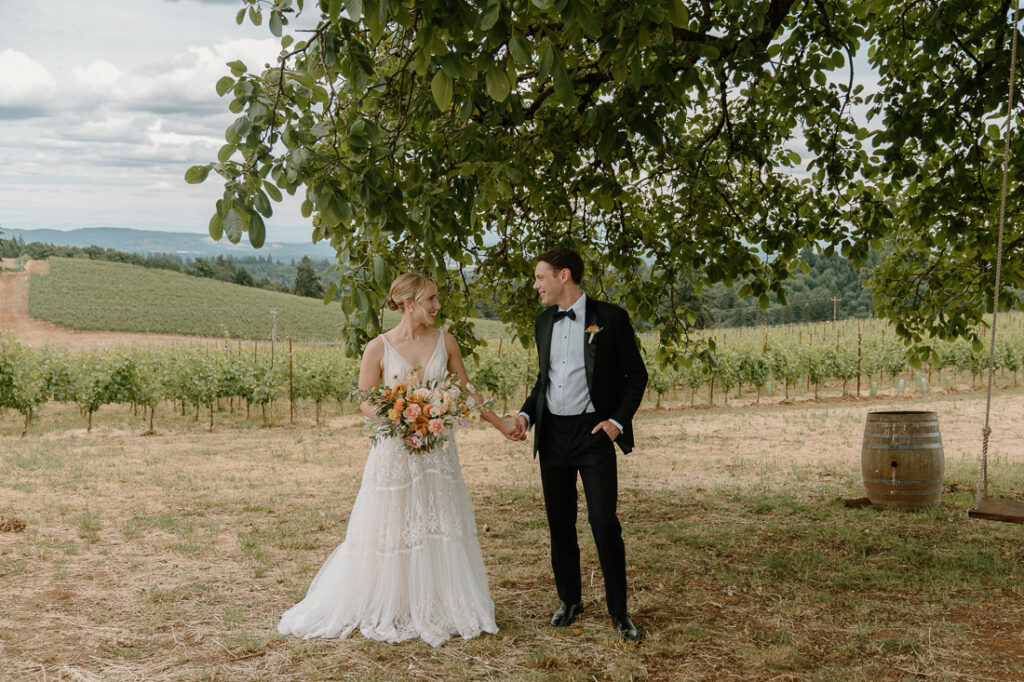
left=968, top=0, right=1024, bottom=524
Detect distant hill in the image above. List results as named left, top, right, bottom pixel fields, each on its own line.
left=3, top=227, right=335, bottom=264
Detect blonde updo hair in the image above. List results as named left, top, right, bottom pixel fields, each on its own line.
left=385, top=273, right=436, bottom=319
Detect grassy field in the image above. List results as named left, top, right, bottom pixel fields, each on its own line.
left=2, top=389, right=1024, bottom=680
left=27, top=258, right=510, bottom=342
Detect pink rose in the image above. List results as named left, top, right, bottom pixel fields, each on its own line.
left=428, top=418, right=444, bottom=435
left=403, top=403, right=421, bottom=420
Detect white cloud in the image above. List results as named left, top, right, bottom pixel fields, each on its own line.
left=0, top=50, right=57, bottom=115
left=109, top=38, right=280, bottom=114
left=68, top=60, right=125, bottom=105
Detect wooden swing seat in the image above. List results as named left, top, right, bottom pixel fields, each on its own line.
left=968, top=498, right=1024, bottom=524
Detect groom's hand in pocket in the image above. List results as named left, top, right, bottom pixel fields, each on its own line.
left=591, top=420, right=620, bottom=442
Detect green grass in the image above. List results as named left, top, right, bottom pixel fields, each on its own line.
left=29, top=257, right=510, bottom=342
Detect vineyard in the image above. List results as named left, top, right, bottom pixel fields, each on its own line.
left=27, top=257, right=508, bottom=342
left=3, top=313, right=1024, bottom=435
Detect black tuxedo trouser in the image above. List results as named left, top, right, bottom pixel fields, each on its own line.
left=538, top=410, right=627, bottom=616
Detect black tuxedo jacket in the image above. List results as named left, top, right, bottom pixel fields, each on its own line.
left=520, top=297, right=648, bottom=456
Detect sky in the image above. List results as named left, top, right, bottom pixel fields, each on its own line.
left=0, top=0, right=317, bottom=242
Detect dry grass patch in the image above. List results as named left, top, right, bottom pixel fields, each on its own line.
left=1, top=391, right=1023, bottom=680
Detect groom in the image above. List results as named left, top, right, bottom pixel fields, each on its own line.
left=514, top=248, right=648, bottom=642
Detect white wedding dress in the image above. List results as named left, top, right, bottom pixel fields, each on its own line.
left=277, top=332, right=498, bottom=647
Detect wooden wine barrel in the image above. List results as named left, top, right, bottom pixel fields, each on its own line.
left=861, top=411, right=944, bottom=508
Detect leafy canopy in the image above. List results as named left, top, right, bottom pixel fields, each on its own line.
left=187, top=0, right=1022, bottom=360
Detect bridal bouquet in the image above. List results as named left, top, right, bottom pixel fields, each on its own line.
left=356, top=372, right=490, bottom=454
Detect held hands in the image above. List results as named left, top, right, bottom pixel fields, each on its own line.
left=591, top=420, right=620, bottom=442
left=513, top=414, right=529, bottom=441
left=499, top=416, right=528, bottom=442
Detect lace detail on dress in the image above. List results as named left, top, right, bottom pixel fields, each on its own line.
left=277, top=331, right=497, bottom=647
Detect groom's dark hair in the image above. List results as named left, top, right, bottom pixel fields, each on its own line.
left=538, top=247, right=584, bottom=285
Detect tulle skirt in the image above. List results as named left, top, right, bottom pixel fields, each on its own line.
left=277, top=435, right=498, bottom=647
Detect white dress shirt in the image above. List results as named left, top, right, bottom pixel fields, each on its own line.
left=547, top=293, right=593, bottom=415
left=521, top=293, right=622, bottom=432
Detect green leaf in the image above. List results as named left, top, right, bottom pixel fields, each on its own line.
left=184, top=165, right=211, bottom=184
left=215, top=76, right=234, bottom=97
left=440, top=54, right=463, bottom=79
left=509, top=34, right=532, bottom=65
left=329, top=0, right=343, bottom=22
left=254, top=191, right=272, bottom=218
left=538, top=38, right=554, bottom=81
left=263, top=181, right=283, bottom=202
left=269, top=11, right=283, bottom=37
left=346, top=0, right=363, bottom=22
left=235, top=7, right=246, bottom=24
left=531, top=0, right=553, bottom=9
left=667, top=0, right=689, bottom=28
left=485, top=66, right=511, bottom=102
left=208, top=212, right=223, bottom=241
left=552, top=53, right=575, bottom=105
left=324, top=282, right=338, bottom=305
left=224, top=208, right=244, bottom=244
left=372, top=254, right=386, bottom=283
left=217, top=143, right=236, bottom=163
left=431, top=70, right=453, bottom=111
left=480, top=2, right=500, bottom=31
left=697, top=44, right=719, bottom=60
left=577, top=4, right=602, bottom=39
left=249, top=212, right=266, bottom=248
left=226, top=60, right=247, bottom=76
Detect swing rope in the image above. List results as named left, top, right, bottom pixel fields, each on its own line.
left=974, top=0, right=1020, bottom=509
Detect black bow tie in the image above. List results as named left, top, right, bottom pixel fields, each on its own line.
left=553, top=308, right=576, bottom=322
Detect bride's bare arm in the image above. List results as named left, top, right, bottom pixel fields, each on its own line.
left=442, top=332, right=507, bottom=427
left=356, top=337, right=385, bottom=418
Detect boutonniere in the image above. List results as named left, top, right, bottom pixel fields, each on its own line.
left=586, top=325, right=603, bottom=344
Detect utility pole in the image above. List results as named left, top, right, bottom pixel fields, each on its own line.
left=830, top=296, right=840, bottom=323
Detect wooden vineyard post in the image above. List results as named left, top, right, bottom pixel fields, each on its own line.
left=289, top=338, right=294, bottom=425
left=857, top=324, right=862, bottom=398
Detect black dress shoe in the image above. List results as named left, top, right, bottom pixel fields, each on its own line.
left=611, top=613, right=640, bottom=642
left=550, top=601, right=584, bottom=627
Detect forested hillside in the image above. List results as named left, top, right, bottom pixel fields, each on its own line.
left=706, top=250, right=880, bottom=327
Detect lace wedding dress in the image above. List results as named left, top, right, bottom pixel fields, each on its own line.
left=277, top=332, right=498, bottom=647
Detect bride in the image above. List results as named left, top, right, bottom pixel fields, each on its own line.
left=278, top=273, right=522, bottom=647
